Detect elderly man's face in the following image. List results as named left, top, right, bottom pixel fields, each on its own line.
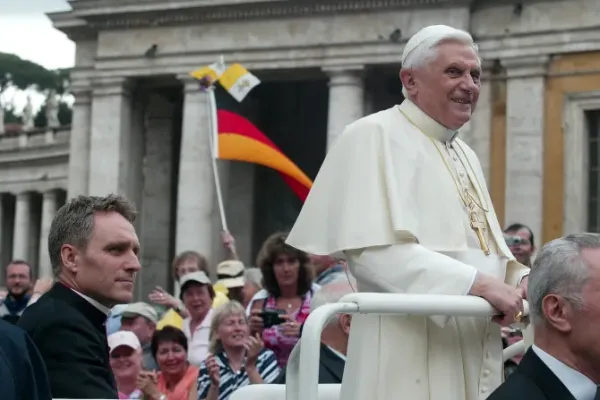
left=403, top=40, right=481, bottom=130
left=64, top=212, right=141, bottom=305
left=566, top=249, right=600, bottom=360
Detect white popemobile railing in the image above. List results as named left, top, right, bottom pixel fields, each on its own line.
left=229, top=293, right=530, bottom=400
left=54, top=293, right=530, bottom=400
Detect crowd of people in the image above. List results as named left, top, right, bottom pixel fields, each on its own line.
left=2, top=23, right=600, bottom=400
left=0, top=193, right=352, bottom=400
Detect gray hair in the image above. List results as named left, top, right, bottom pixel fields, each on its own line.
left=244, top=267, right=263, bottom=289
left=208, top=300, right=246, bottom=353
left=528, top=233, right=600, bottom=325
left=49, top=194, right=137, bottom=276
left=401, top=28, right=480, bottom=98
left=310, top=279, right=355, bottom=327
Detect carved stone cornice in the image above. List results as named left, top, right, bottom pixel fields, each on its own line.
left=55, top=0, right=472, bottom=33
left=501, top=55, right=550, bottom=78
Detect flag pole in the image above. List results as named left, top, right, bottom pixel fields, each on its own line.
left=206, top=84, right=229, bottom=232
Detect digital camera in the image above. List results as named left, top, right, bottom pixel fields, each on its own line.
left=259, top=309, right=286, bottom=328
left=504, top=235, right=527, bottom=246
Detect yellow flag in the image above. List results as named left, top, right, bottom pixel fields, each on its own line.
left=189, top=62, right=227, bottom=83
left=219, top=63, right=261, bottom=102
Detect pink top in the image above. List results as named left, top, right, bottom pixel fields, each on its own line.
left=261, top=291, right=313, bottom=367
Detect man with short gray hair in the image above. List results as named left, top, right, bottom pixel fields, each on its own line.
left=276, top=279, right=355, bottom=384
left=19, top=194, right=141, bottom=399
left=287, top=24, right=529, bottom=400
left=488, top=233, right=600, bottom=400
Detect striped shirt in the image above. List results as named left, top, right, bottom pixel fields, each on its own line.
left=197, top=348, right=280, bottom=400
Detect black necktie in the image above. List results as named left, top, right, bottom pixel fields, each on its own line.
left=594, top=387, right=600, bottom=400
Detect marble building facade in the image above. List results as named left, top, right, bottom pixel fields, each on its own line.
left=1, top=0, right=599, bottom=296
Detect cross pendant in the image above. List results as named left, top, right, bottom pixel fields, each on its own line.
left=470, top=211, right=490, bottom=255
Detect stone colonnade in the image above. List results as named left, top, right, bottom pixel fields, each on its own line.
left=66, top=66, right=366, bottom=292
left=0, top=189, right=66, bottom=278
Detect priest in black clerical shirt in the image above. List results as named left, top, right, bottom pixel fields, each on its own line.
left=488, top=233, right=600, bottom=400
left=19, top=194, right=141, bottom=399
left=0, top=318, right=51, bottom=400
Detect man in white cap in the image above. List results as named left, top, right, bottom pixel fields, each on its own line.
left=215, top=260, right=246, bottom=304
left=120, top=302, right=158, bottom=370
left=287, top=25, right=530, bottom=400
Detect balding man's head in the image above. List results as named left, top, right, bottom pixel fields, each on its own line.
left=310, top=279, right=355, bottom=355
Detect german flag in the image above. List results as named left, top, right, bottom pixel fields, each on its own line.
left=190, top=63, right=313, bottom=201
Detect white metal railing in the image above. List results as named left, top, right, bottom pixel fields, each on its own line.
left=288, top=293, right=529, bottom=400
left=56, top=294, right=530, bottom=400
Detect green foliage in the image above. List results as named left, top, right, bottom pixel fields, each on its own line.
left=34, top=101, right=73, bottom=127
left=0, top=52, right=68, bottom=93
left=0, top=52, right=73, bottom=127
left=3, top=105, right=21, bottom=124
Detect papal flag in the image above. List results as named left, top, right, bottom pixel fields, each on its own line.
left=189, top=61, right=228, bottom=83
left=218, top=63, right=261, bottom=102
left=189, top=61, right=312, bottom=201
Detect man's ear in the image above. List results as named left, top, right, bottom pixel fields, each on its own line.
left=400, top=69, right=417, bottom=96
left=543, top=295, right=573, bottom=333
left=61, top=244, right=79, bottom=275
left=340, top=314, right=352, bottom=335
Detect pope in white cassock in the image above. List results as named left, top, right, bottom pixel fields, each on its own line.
left=286, top=25, right=531, bottom=400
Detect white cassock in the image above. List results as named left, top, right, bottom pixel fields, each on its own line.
left=286, top=99, right=529, bottom=400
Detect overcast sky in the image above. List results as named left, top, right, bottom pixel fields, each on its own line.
left=0, top=0, right=74, bottom=111
left=0, top=0, right=74, bottom=70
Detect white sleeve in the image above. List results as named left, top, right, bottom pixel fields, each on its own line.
left=345, top=243, right=478, bottom=328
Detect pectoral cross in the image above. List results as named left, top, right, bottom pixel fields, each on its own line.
left=470, top=210, right=490, bottom=255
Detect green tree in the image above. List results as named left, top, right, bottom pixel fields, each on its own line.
left=34, top=102, right=73, bottom=127
left=0, top=52, right=73, bottom=127
left=0, top=52, right=65, bottom=93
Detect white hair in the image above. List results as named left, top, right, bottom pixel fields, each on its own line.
left=528, top=233, right=600, bottom=326
left=310, top=279, right=355, bottom=327
left=401, top=27, right=481, bottom=98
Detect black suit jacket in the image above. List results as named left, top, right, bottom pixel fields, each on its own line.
left=487, top=348, right=578, bottom=400
left=277, top=343, right=345, bottom=384
left=0, top=318, right=52, bottom=400
left=18, top=283, right=118, bottom=399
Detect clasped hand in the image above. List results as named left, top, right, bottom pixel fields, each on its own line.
left=470, top=273, right=528, bottom=326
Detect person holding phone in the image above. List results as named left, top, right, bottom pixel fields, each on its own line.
left=246, top=232, right=320, bottom=368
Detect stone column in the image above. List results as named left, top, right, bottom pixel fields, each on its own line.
left=323, top=67, right=365, bottom=150
left=175, top=76, right=215, bottom=259
left=67, top=85, right=92, bottom=197
left=460, top=61, right=494, bottom=182
left=502, top=56, right=549, bottom=240
left=12, top=192, right=31, bottom=260
left=88, top=77, right=143, bottom=203
left=38, top=190, right=57, bottom=278
left=139, top=93, right=175, bottom=296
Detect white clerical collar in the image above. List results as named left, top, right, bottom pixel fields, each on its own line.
left=397, top=99, right=459, bottom=143
left=70, top=288, right=111, bottom=316
left=326, top=345, right=346, bottom=362
left=532, top=345, right=597, bottom=400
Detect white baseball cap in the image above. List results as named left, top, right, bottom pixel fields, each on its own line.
left=108, top=330, right=141, bottom=353
left=121, top=302, right=159, bottom=324
left=216, top=260, right=245, bottom=288
left=179, top=271, right=212, bottom=287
